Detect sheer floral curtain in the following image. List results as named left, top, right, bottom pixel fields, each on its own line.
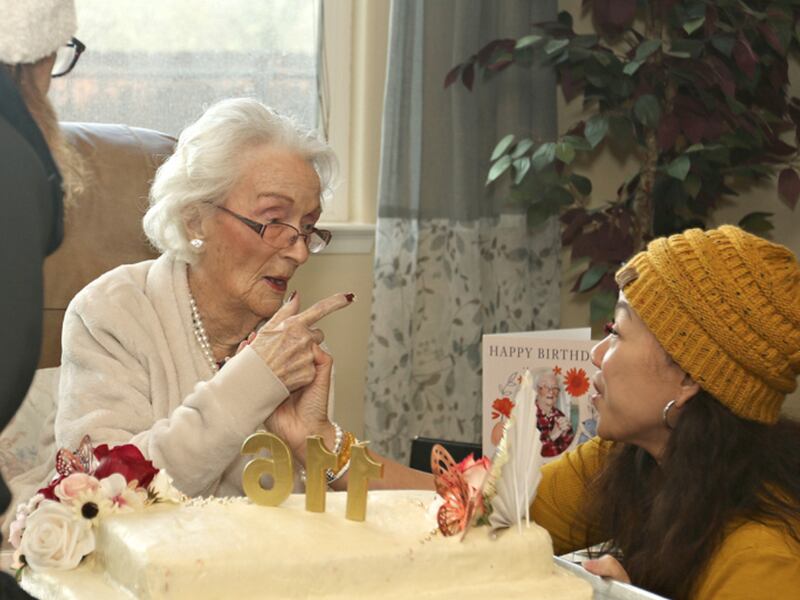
left=364, top=0, right=561, bottom=462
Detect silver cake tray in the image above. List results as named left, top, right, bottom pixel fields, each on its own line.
left=554, top=557, right=668, bottom=600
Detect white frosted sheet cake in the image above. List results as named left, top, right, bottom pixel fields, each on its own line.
left=22, top=490, right=592, bottom=599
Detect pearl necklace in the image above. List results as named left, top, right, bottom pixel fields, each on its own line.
left=188, top=291, right=220, bottom=373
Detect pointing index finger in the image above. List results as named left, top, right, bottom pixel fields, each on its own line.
left=295, top=293, right=355, bottom=326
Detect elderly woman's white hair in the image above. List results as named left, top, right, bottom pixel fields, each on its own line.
left=533, top=368, right=569, bottom=416
left=143, top=97, right=338, bottom=263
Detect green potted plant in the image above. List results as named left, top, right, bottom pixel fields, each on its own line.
left=447, top=0, right=800, bottom=322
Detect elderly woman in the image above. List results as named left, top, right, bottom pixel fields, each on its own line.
left=533, top=225, right=800, bottom=599
left=53, top=97, right=431, bottom=497
left=533, top=370, right=574, bottom=457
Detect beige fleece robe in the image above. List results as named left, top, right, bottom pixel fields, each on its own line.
left=54, top=253, right=292, bottom=497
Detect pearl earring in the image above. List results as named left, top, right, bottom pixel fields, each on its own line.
left=190, top=238, right=204, bottom=249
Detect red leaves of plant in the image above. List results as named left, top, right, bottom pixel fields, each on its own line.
left=666, top=94, right=728, bottom=145
left=476, top=39, right=515, bottom=67
left=444, top=65, right=461, bottom=89
left=733, top=34, right=757, bottom=79
left=561, top=66, right=583, bottom=102
left=488, top=57, right=514, bottom=73
left=592, top=0, right=636, bottom=35
left=758, top=22, right=785, bottom=55
left=778, top=168, right=800, bottom=209
left=787, top=98, right=800, bottom=141
left=657, top=114, right=680, bottom=151
left=681, top=112, right=707, bottom=145
left=767, top=137, right=796, bottom=157
left=704, top=5, right=719, bottom=36
left=462, top=63, right=475, bottom=91
left=705, top=56, right=735, bottom=97
left=445, top=38, right=517, bottom=90
left=767, top=58, right=789, bottom=90
left=561, top=208, right=592, bottom=245
left=567, top=209, right=634, bottom=267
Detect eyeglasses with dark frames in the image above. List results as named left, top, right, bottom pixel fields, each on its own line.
left=51, top=37, right=86, bottom=78
left=216, top=206, right=332, bottom=254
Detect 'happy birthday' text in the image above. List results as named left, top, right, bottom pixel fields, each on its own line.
left=486, top=346, right=590, bottom=362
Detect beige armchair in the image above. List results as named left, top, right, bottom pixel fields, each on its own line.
left=39, top=122, right=175, bottom=367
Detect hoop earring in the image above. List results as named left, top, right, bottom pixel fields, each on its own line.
left=662, top=399, right=677, bottom=430
left=190, top=238, right=204, bottom=249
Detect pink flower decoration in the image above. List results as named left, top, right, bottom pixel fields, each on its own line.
left=457, top=454, right=491, bottom=492
left=9, top=517, right=25, bottom=548
left=55, top=473, right=101, bottom=504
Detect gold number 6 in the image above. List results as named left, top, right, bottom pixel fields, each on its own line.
left=240, top=432, right=294, bottom=506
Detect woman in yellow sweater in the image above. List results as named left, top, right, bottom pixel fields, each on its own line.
left=532, top=225, right=800, bottom=599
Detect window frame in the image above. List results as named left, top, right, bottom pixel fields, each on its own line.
left=319, top=0, right=353, bottom=224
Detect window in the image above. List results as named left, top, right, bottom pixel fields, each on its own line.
left=52, top=0, right=360, bottom=226
left=52, top=0, right=319, bottom=134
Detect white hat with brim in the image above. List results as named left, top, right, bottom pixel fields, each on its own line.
left=0, top=0, right=77, bottom=65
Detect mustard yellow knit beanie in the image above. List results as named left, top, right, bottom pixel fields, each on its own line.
left=615, top=225, right=800, bottom=424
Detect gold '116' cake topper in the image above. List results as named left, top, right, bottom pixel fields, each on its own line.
left=240, top=432, right=384, bottom=521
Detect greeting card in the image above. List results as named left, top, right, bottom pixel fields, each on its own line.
left=482, top=329, right=598, bottom=461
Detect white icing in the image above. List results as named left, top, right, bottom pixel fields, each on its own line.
left=23, top=490, right=592, bottom=600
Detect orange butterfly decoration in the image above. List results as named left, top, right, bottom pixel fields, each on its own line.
left=55, top=435, right=96, bottom=477
left=431, top=445, right=479, bottom=537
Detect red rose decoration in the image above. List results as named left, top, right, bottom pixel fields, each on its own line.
left=37, top=476, right=63, bottom=501
left=93, top=444, right=157, bottom=488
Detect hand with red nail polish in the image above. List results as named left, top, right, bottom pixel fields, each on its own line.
left=248, top=292, right=356, bottom=393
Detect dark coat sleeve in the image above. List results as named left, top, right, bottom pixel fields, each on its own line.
left=0, top=117, right=53, bottom=432
left=0, top=571, right=35, bottom=600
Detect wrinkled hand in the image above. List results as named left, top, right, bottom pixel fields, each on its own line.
left=249, top=292, right=352, bottom=392
left=234, top=331, right=257, bottom=355
left=550, top=416, right=571, bottom=440
left=583, top=555, right=631, bottom=584
left=266, top=343, right=334, bottom=458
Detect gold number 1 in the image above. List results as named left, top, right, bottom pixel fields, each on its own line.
left=304, top=436, right=337, bottom=513
left=345, top=444, right=384, bottom=522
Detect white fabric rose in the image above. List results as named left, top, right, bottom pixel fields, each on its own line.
left=19, top=500, right=95, bottom=570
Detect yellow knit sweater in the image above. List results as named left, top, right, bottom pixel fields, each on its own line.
left=531, top=438, right=800, bottom=599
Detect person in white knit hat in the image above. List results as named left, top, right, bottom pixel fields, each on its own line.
left=0, top=2, right=83, bottom=597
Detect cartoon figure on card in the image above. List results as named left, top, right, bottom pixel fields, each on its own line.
left=533, top=369, right=574, bottom=457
